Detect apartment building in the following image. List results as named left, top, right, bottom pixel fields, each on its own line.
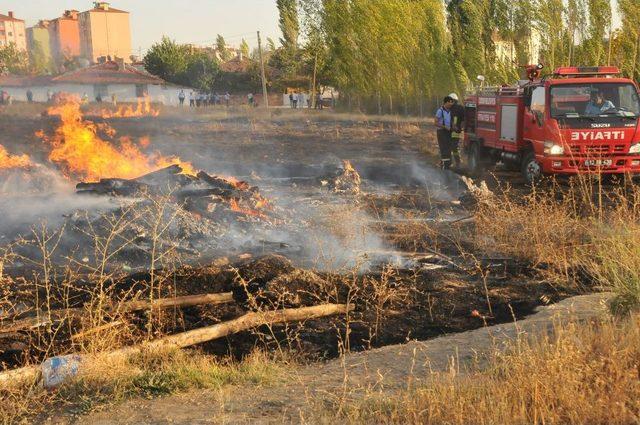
left=49, top=10, right=81, bottom=62
left=26, top=21, right=52, bottom=64
left=79, top=2, right=132, bottom=63
left=0, top=11, right=26, bottom=51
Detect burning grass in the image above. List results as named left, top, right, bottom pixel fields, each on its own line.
left=97, top=96, right=160, bottom=119
left=38, top=94, right=194, bottom=181
left=0, top=145, right=31, bottom=170
left=315, top=312, right=640, bottom=425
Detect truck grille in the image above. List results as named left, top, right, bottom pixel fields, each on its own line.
left=569, top=145, right=626, bottom=155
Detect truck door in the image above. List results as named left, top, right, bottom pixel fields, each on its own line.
left=523, top=86, right=546, bottom=155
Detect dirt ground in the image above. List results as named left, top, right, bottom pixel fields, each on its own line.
left=0, top=105, right=601, bottom=422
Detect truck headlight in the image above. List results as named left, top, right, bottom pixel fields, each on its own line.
left=630, top=143, right=640, bottom=154
left=544, top=141, right=564, bottom=156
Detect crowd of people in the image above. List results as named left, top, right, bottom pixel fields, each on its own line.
left=178, top=90, right=232, bottom=108
left=288, top=91, right=327, bottom=110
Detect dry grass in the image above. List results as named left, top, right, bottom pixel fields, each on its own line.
left=473, top=179, right=640, bottom=305
left=0, top=348, right=283, bottom=423
left=316, top=313, right=640, bottom=425
left=586, top=223, right=640, bottom=316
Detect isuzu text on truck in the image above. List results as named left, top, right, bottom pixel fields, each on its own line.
left=463, top=65, right=640, bottom=182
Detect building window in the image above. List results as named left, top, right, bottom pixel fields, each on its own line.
left=94, top=84, right=109, bottom=99
left=7, top=32, right=12, bottom=36
left=135, top=84, right=148, bottom=98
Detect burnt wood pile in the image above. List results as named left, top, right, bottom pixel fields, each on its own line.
left=319, top=160, right=362, bottom=194
left=76, top=164, right=273, bottom=222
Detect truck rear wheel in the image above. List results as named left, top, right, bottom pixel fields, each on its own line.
left=467, top=142, right=483, bottom=176
left=521, top=151, right=542, bottom=184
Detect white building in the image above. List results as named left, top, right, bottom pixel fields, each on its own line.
left=492, top=29, right=543, bottom=65
left=0, top=60, right=190, bottom=105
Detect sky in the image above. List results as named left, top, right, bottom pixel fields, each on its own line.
left=3, top=0, right=282, bottom=55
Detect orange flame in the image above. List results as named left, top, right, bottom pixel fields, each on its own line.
left=0, top=144, right=32, bottom=170
left=99, top=96, right=160, bottom=118
left=229, top=198, right=267, bottom=218
left=40, top=94, right=193, bottom=181
left=221, top=175, right=251, bottom=191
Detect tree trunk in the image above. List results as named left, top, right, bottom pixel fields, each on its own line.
left=633, top=33, right=640, bottom=81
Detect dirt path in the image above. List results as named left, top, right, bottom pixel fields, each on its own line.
left=61, top=293, right=610, bottom=425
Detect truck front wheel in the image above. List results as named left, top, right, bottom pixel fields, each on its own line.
left=467, top=142, right=483, bottom=176
left=521, top=151, right=542, bottom=183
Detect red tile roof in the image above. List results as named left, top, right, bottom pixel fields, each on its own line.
left=52, top=61, right=165, bottom=85
left=86, top=6, right=128, bottom=14
left=0, top=13, right=24, bottom=22
left=220, top=57, right=252, bottom=73
left=0, top=75, right=53, bottom=87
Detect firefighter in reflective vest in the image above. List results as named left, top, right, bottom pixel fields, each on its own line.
left=435, top=96, right=455, bottom=170
left=449, top=93, right=465, bottom=167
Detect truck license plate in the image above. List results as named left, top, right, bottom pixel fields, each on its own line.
left=585, top=159, right=612, bottom=166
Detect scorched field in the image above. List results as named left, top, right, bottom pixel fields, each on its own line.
left=0, top=100, right=635, bottom=422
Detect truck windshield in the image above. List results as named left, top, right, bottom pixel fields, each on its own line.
left=550, top=83, right=640, bottom=118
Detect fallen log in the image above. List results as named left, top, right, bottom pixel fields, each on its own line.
left=134, top=164, right=182, bottom=185
left=0, top=303, right=352, bottom=388
left=0, top=292, right=234, bottom=334
left=117, top=303, right=352, bottom=354
left=117, top=292, right=234, bottom=314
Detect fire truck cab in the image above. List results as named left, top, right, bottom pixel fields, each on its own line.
left=463, top=66, right=640, bottom=182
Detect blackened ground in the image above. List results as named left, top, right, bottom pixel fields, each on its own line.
left=0, top=107, right=588, bottom=370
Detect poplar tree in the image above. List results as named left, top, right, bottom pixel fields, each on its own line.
left=616, top=0, right=640, bottom=79
left=240, top=39, right=250, bottom=58
left=276, top=0, right=300, bottom=76
left=216, top=34, right=232, bottom=61
left=582, top=0, right=611, bottom=65
left=277, top=0, right=299, bottom=50
left=536, top=0, right=566, bottom=70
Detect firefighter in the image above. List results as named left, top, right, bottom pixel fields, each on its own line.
left=449, top=93, right=465, bottom=167
left=435, top=95, right=455, bottom=170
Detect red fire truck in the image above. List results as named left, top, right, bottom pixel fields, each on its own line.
left=463, top=65, right=640, bottom=182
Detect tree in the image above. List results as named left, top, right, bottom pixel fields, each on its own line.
left=183, top=50, right=219, bottom=91
left=581, top=0, right=611, bottom=65
left=447, top=0, right=491, bottom=86
left=277, top=0, right=299, bottom=50
left=240, top=39, right=250, bottom=58
left=144, top=37, right=190, bottom=81
left=267, top=37, right=277, bottom=52
left=275, top=0, right=300, bottom=76
left=216, top=34, right=232, bottom=61
left=144, top=37, right=219, bottom=91
left=536, top=0, right=567, bottom=71
left=27, top=40, right=53, bottom=75
left=321, top=0, right=455, bottom=113
left=616, top=0, right=640, bottom=79
left=0, top=43, right=29, bottom=75
left=565, top=0, right=588, bottom=65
